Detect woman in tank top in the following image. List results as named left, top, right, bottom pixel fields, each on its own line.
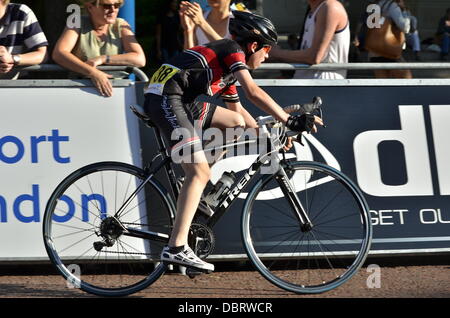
left=52, top=0, right=146, bottom=97
left=270, top=0, right=350, bottom=80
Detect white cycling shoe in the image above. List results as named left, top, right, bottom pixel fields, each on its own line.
left=161, top=245, right=215, bottom=273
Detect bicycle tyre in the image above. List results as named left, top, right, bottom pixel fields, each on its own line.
left=43, top=161, right=175, bottom=297
left=242, top=161, right=372, bottom=294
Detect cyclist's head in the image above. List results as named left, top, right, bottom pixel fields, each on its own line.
left=229, top=11, right=278, bottom=61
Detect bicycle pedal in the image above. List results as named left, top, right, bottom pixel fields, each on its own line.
left=185, top=268, right=210, bottom=278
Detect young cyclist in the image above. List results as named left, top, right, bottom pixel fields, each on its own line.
left=144, top=11, right=322, bottom=272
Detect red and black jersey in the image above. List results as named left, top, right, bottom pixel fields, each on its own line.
left=162, top=39, right=248, bottom=103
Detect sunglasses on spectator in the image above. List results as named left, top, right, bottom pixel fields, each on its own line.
left=97, top=2, right=122, bottom=10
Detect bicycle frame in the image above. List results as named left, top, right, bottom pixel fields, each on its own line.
left=118, top=124, right=313, bottom=242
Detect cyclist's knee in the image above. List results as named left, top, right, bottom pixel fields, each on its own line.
left=183, top=162, right=211, bottom=184
left=233, top=113, right=245, bottom=129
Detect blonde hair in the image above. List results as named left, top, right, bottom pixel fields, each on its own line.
left=3, top=0, right=11, bottom=5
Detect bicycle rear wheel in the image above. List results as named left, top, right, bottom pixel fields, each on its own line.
left=43, top=162, right=175, bottom=297
left=242, top=161, right=372, bottom=294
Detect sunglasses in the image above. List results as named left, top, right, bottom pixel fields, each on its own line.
left=262, top=45, right=272, bottom=54
left=97, top=2, right=122, bottom=10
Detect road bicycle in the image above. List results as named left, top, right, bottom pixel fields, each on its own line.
left=42, top=97, right=372, bottom=297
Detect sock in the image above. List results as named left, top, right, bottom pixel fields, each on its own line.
left=168, top=245, right=185, bottom=254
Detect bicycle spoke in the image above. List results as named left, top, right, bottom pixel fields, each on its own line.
left=43, top=163, right=173, bottom=296
left=243, top=162, right=371, bottom=294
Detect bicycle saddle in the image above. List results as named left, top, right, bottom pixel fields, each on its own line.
left=129, top=104, right=154, bottom=127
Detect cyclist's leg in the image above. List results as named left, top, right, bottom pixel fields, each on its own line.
left=169, top=160, right=210, bottom=248
left=191, top=102, right=246, bottom=163
left=145, top=94, right=214, bottom=271
left=209, top=105, right=245, bottom=130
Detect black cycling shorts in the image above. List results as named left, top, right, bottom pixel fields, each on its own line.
left=144, top=93, right=217, bottom=162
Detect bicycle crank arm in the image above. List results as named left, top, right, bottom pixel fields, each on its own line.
left=123, top=228, right=170, bottom=243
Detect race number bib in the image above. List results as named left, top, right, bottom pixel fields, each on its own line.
left=146, top=64, right=180, bottom=96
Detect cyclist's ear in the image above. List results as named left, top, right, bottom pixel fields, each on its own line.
left=246, top=42, right=258, bottom=54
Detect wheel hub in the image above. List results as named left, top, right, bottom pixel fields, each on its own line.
left=94, top=217, right=125, bottom=251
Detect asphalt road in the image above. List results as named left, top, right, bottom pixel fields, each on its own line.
left=0, top=259, right=448, bottom=299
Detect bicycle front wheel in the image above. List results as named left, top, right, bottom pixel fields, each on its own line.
left=242, top=161, right=372, bottom=294
left=43, top=162, right=175, bottom=297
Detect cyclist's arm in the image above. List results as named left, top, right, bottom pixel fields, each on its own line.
left=233, top=69, right=289, bottom=124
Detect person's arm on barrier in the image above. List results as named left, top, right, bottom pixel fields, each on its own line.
left=0, top=46, right=47, bottom=72
left=269, top=1, right=345, bottom=64
left=52, top=27, right=113, bottom=97
left=85, top=20, right=146, bottom=68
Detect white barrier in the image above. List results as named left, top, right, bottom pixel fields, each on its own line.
left=0, top=80, right=142, bottom=261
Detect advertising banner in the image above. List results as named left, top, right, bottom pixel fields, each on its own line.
left=1, top=79, right=449, bottom=261
left=0, top=81, right=142, bottom=260
left=206, top=80, right=450, bottom=257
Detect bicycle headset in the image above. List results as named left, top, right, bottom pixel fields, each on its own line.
left=229, top=11, right=278, bottom=60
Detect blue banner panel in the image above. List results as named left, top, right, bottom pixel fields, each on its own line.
left=200, top=80, right=450, bottom=257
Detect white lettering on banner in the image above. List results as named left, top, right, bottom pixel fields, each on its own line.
left=419, top=209, right=450, bottom=225
left=429, top=106, right=450, bottom=195
left=370, top=209, right=408, bottom=226
left=354, top=106, right=433, bottom=197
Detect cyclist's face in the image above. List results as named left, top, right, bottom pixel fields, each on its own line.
left=246, top=43, right=270, bottom=69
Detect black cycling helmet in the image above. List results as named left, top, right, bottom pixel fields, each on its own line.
left=229, top=11, right=278, bottom=49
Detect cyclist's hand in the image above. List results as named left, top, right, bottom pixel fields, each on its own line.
left=283, top=137, right=293, bottom=151
left=89, top=69, right=113, bottom=97
left=286, top=114, right=314, bottom=133
left=310, top=116, right=324, bottom=133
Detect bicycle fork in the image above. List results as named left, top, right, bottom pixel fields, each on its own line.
left=274, top=166, right=313, bottom=232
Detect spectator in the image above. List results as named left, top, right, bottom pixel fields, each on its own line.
left=180, top=0, right=233, bottom=49
left=405, top=6, right=421, bottom=61
left=52, top=0, right=146, bottom=97
left=367, top=0, right=412, bottom=78
left=436, top=8, right=450, bottom=60
left=0, top=0, right=48, bottom=79
left=155, top=0, right=184, bottom=63
left=270, top=0, right=350, bottom=79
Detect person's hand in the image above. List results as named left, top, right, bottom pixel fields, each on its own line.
left=86, top=55, right=106, bottom=68
left=88, top=69, right=113, bottom=97
left=283, top=137, right=293, bottom=151
left=179, top=9, right=195, bottom=33
left=285, top=114, right=323, bottom=134
left=0, top=61, right=14, bottom=74
left=0, top=46, right=14, bottom=74
left=180, top=1, right=205, bottom=27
